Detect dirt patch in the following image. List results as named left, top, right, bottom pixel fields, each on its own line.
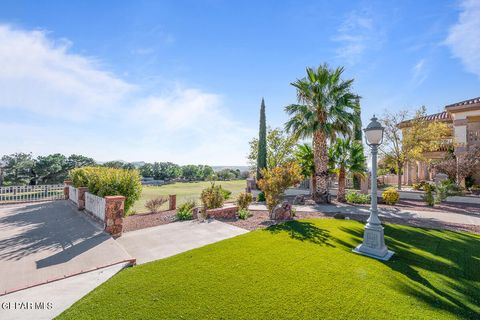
left=123, top=210, right=177, bottom=232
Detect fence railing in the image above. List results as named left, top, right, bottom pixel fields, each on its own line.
left=69, top=186, right=78, bottom=205
left=85, top=192, right=106, bottom=223
left=0, top=184, right=64, bottom=204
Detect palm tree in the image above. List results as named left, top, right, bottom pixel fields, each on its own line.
left=294, top=143, right=315, bottom=194
left=285, top=64, right=359, bottom=203
left=328, top=138, right=366, bottom=202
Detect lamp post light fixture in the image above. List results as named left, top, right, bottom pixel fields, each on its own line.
left=353, top=115, right=394, bottom=261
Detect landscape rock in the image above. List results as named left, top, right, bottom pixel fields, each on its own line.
left=271, top=201, right=293, bottom=220
left=293, top=195, right=305, bottom=205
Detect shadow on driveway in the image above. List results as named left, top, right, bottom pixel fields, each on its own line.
left=0, top=201, right=131, bottom=295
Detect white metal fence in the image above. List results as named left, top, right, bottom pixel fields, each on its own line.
left=85, top=192, right=106, bottom=222
left=69, top=186, right=78, bottom=205
left=0, top=184, right=64, bottom=204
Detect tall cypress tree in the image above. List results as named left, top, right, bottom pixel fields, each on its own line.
left=353, top=99, right=363, bottom=189
left=257, top=98, right=267, bottom=180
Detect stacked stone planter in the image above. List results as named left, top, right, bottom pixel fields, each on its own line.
left=205, top=206, right=239, bottom=219
left=64, top=180, right=126, bottom=238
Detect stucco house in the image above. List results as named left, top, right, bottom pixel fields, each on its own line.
left=398, top=97, right=480, bottom=186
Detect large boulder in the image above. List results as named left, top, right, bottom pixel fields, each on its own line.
left=271, top=201, right=293, bottom=220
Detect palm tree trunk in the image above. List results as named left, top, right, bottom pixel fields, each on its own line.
left=312, top=129, right=329, bottom=203
left=337, top=167, right=346, bottom=202
left=310, top=175, right=317, bottom=196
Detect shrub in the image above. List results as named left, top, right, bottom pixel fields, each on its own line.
left=423, top=184, right=435, bottom=206
left=470, top=184, right=480, bottom=195
left=257, top=162, right=303, bottom=213
left=412, top=181, right=436, bottom=191
left=145, top=196, right=168, bottom=213
left=435, top=180, right=464, bottom=204
left=176, top=200, right=196, bottom=220
left=69, top=166, right=142, bottom=214
left=220, top=187, right=232, bottom=200
left=257, top=192, right=265, bottom=202
left=238, top=208, right=250, bottom=220
left=200, top=182, right=224, bottom=209
left=382, top=187, right=399, bottom=205
left=236, top=192, right=253, bottom=210
left=345, top=191, right=370, bottom=204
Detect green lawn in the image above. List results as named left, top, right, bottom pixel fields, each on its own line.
left=58, top=219, right=480, bottom=319
left=131, top=180, right=246, bottom=214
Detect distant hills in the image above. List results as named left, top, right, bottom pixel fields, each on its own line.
left=212, top=166, right=250, bottom=172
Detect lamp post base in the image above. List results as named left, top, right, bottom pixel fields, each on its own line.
left=352, top=224, right=394, bottom=261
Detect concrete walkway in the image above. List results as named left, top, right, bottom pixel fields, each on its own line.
left=117, top=220, right=249, bottom=265
left=249, top=203, right=480, bottom=226
left=0, top=262, right=129, bottom=320
left=0, top=201, right=133, bottom=295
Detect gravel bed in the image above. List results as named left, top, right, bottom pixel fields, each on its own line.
left=222, top=210, right=480, bottom=234
left=364, top=199, right=480, bottom=216
left=123, top=210, right=177, bottom=232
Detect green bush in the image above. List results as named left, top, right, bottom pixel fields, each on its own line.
left=200, top=182, right=225, bottom=209
left=220, top=187, right=232, bottom=200
left=345, top=191, right=370, bottom=204
left=423, top=184, right=435, bottom=206
left=69, top=166, right=142, bottom=214
left=177, top=200, right=196, bottom=220
left=238, top=208, right=250, bottom=220
left=382, top=187, right=400, bottom=205
left=257, top=192, right=266, bottom=202
left=412, top=181, right=437, bottom=191
left=435, top=180, right=464, bottom=204
left=236, top=192, right=253, bottom=210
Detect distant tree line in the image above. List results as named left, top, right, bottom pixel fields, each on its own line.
left=138, top=162, right=248, bottom=181
left=0, top=152, right=248, bottom=186
left=0, top=152, right=96, bottom=186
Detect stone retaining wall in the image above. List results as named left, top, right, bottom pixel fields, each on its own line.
left=206, top=206, right=238, bottom=219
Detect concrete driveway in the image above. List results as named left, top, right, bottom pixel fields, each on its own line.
left=0, top=201, right=133, bottom=295
left=117, top=220, right=249, bottom=264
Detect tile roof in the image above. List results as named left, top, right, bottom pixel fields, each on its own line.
left=420, top=111, right=451, bottom=121
left=398, top=111, right=451, bottom=128
left=445, top=97, right=480, bottom=108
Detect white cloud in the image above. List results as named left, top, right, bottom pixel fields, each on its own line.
left=445, top=0, right=480, bottom=78
left=0, top=25, right=254, bottom=165
left=0, top=25, right=135, bottom=120
left=332, top=10, right=385, bottom=65
left=411, top=59, right=428, bottom=86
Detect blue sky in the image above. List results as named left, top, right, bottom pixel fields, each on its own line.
left=0, top=0, right=479, bottom=165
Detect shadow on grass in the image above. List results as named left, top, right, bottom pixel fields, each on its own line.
left=338, top=223, right=480, bottom=319
left=266, top=220, right=334, bottom=247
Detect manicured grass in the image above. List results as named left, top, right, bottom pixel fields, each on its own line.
left=58, top=219, right=480, bottom=319
left=131, top=180, right=246, bottom=214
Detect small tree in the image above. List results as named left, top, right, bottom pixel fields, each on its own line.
left=294, top=143, right=315, bottom=194
left=248, top=127, right=297, bottom=172
left=380, top=107, right=451, bottom=190
left=435, top=147, right=480, bottom=184
left=257, top=162, right=303, bottom=218
left=328, top=138, right=366, bottom=202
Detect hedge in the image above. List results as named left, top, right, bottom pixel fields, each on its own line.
left=69, top=166, right=142, bottom=214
